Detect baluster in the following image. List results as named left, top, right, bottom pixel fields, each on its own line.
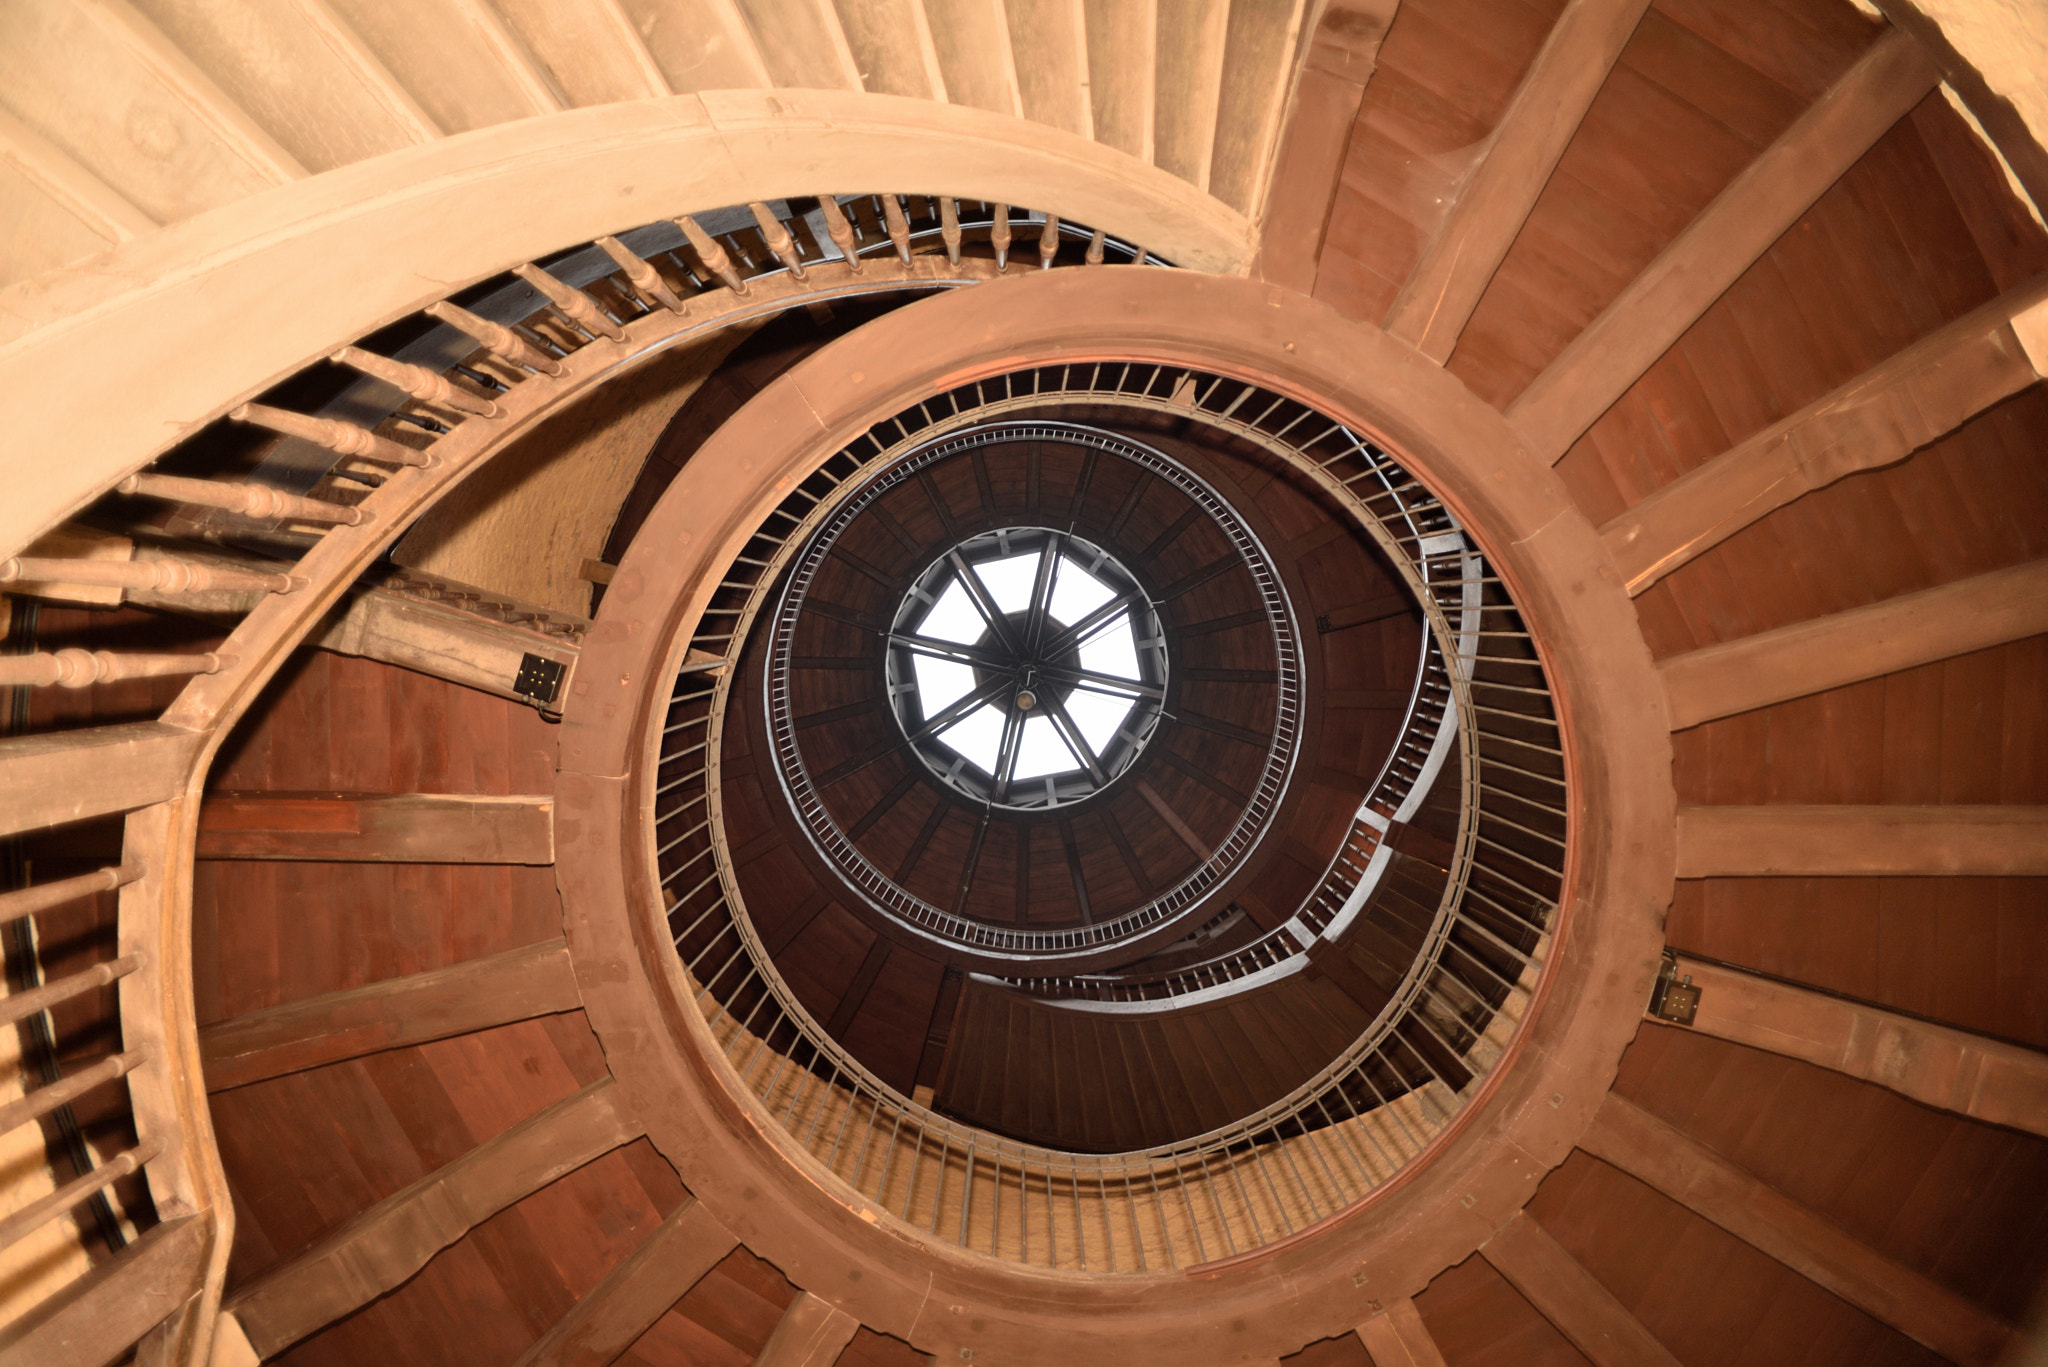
left=594, top=235, right=687, bottom=314
left=0, top=865, right=142, bottom=927
left=817, top=196, right=863, bottom=273
left=117, top=471, right=367, bottom=526
left=991, top=204, right=1012, bottom=271
left=331, top=345, right=500, bottom=417
left=677, top=216, right=749, bottom=294
left=0, top=1050, right=145, bottom=1134
left=1085, top=228, right=1106, bottom=266
left=513, top=263, right=629, bottom=342
left=747, top=203, right=807, bottom=280
left=425, top=300, right=565, bottom=376
left=0, top=1141, right=158, bottom=1250
left=1039, top=214, right=1060, bottom=269
left=0, top=649, right=232, bottom=689
left=939, top=197, right=962, bottom=266
left=882, top=194, right=913, bottom=264
left=0, top=954, right=143, bottom=1027
left=1, top=555, right=298, bottom=597
left=1128, top=243, right=1147, bottom=266
left=232, top=402, right=430, bottom=469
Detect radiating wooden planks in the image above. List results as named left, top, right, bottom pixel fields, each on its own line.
left=0, top=1214, right=209, bottom=1367
left=750, top=1290, right=860, bottom=1367
left=195, top=792, right=556, bottom=864
left=1353, top=1296, right=1448, bottom=1367
left=1479, top=1211, right=1684, bottom=1367
left=513, top=1198, right=738, bottom=1367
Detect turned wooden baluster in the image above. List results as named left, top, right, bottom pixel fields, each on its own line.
left=332, top=345, right=500, bottom=417
left=425, top=300, right=565, bottom=376
left=513, top=263, right=629, bottom=342
left=991, top=204, right=1012, bottom=271
left=748, top=203, right=808, bottom=280
left=677, top=216, right=748, bottom=294
left=881, top=194, right=913, bottom=264
left=233, top=402, right=431, bottom=468
left=2, top=555, right=299, bottom=596
left=116, top=472, right=368, bottom=526
left=940, top=197, right=963, bottom=266
left=1085, top=228, right=1106, bottom=266
left=1128, top=244, right=1147, bottom=266
left=817, top=196, right=863, bottom=273
left=0, top=648, right=233, bottom=688
left=594, top=236, right=687, bottom=313
left=1039, top=214, right=1060, bottom=269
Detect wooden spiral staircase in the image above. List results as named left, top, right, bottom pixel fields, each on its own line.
left=2, top=1, right=2047, bottom=1366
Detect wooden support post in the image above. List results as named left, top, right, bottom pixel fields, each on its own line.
left=0, top=1214, right=209, bottom=1367
left=1602, top=282, right=2048, bottom=591
left=1675, top=805, right=2048, bottom=877
left=195, top=793, right=555, bottom=864
left=1507, top=28, right=1942, bottom=461
left=752, top=1291, right=860, bottom=1367
left=1660, top=559, right=2048, bottom=728
left=315, top=588, right=579, bottom=710
left=199, top=938, right=582, bottom=1091
left=513, top=1198, right=738, bottom=1367
left=1479, top=1211, right=1684, bottom=1367
left=227, top=1078, right=643, bottom=1358
left=1654, top=956, right=2048, bottom=1139
left=1384, top=0, right=1652, bottom=361
left=1581, top=1094, right=2012, bottom=1364
left=1354, top=1297, right=1448, bottom=1367
left=0, top=722, right=203, bottom=837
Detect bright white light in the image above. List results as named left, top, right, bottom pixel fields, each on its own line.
left=1063, top=689, right=1134, bottom=756
left=938, top=704, right=1007, bottom=773
left=910, top=654, right=976, bottom=718
left=920, top=579, right=986, bottom=645
left=974, top=551, right=1042, bottom=615
left=1009, top=715, right=1078, bottom=780
left=1048, top=554, right=1116, bottom=626
left=1077, top=611, right=1141, bottom=681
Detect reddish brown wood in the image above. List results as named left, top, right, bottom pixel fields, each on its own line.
left=1578, top=1092, right=2013, bottom=1363
left=513, top=1198, right=738, bottom=1367
left=1675, top=804, right=2048, bottom=877
left=195, top=792, right=556, bottom=863
left=1353, top=1297, right=1448, bottom=1367
left=1479, top=1210, right=1683, bottom=1367
left=751, top=1290, right=860, bottom=1367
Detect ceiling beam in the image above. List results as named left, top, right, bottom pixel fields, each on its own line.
left=227, top=1078, right=642, bottom=1358
left=1603, top=280, right=2048, bottom=593
left=1507, top=27, right=1941, bottom=462
left=1353, top=1297, right=1447, bottom=1367
left=1653, top=956, right=2048, bottom=1139
left=751, top=1290, right=860, bottom=1367
left=1580, top=1093, right=2013, bottom=1364
left=1659, top=559, right=2048, bottom=730
left=199, top=938, right=583, bottom=1092
left=1383, top=0, right=1651, bottom=362
left=1675, top=805, right=2048, bottom=877
left=0, top=722, right=204, bottom=838
left=0, top=1213, right=208, bottom=1367
left=513, top=1198, right=737, bottom=1367
left=1479, top=1210, right=1683, bottom=1367
left=316, top=587, right=581, bottom=712
left=826, top=939, right=893, bottom=1038
left=195, top=792, right=555, bottom=863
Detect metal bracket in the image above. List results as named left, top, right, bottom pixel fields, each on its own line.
left=1648, top=950, right=1700, bottom=1025
left=513, top=652, right=567, bottom=711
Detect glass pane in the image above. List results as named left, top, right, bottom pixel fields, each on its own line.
left=1009, top=714, right=1078, bottom=780
left=975, top=550, right=1042, bottom=616
left=910, top=654, right=976, bottom=717
left=938, top=703, right=1007, bottom=773
left=920, top=577, right=987, bottom=645
left=1077, top=612, right=1141, bottom=680
left=1063, top=689, right=1134, bottom=755
left=1048, top=554, right=1116, bottom=625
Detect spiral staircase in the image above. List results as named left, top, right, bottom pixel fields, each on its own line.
left=2, top=1, right=2047, bottom=1365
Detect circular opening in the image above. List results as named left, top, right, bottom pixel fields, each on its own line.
left=885, top=527, right=1168, bottom=810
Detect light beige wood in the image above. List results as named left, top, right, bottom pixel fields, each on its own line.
left=1675, top=805, right=2048, bottom=877
left=315, top=589, right=580, bottom=703
left=1153, top=0, right=1230, bottom=190
left=227, top=1078, right=643, bottom=1358
left=325, top=0, right=548, bottom=132
left=924, top=0, right=1025, bottom=116
left=1005, top=0, right=1092, bottom=137
left=1661, top=559, right=2048, bottom=729
left=615, top=0, right=772, bottom=91
left=0, top=954, right=141, bottom=1029
left=0, top=1050, right=144, bottom=1136
left=0, top=103, right=154, bottom=243
left=1508, top=28, right=1943, bottom=461
left=1206, top=0, right=1308, bottom=216
left=1480, top=1212, right=1683, bottom=1367
left=0, top=1141, right=156, bottom=1249
left=514, top=1199, right=738, bottom=1366
left=0, top=864, right=139, bottom=928
left=199, top=938, right=582, bottom=1091
left=290, top=0, right=443, bottom=139
left=1385, top=0, right=1651, bottom=361
left=5, top=522, right=137, bottom=606
left=594, top=0, right=673, bottom=95
left=194, top=793, right=555, bottom=864
left=1354, top=1298, right=1448, bottom=1367
left=1659, top=957, right=2048, bottom=1139
left=1581, top=1094, right=2012, bottom=1364
left=732, top=0, right=862, bottom=90
left=445, top=0, right=566, bottom=112
left=0, top=1214, right=208, bottom=1367
left=2, top=553, right=294, bottom=600
left=0, top=156, right=116, bottom=288
left=0, top=722, right=204, bottom=837
left=832, top=0, right=949, bottom=99
left=493, top=0, right=686, bottom=105
left=1084, top=0, right=1155, bottom=162
left=1604, top=283, right=2048, bottom=591
left=0, top=647, right=226, bottom=689
left=751, top=1290, right=860, bottom=1367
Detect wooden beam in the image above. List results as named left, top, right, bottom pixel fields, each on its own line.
left=513, top=1198, right=737, bottom=1367
left=1353, top=1297, right=1447, bottom=1367
left=1675, top=805, right=2048, bottom=877
left=1383, top=0, right=1651, bottom=361
left=316, top=588, right=580, bottom=710
left=199, top=938, right=583, bottom=1091
left=227, top=1078, right=642, bottom=1358
left=0, top=104, right=156, bottom=243
left=1655, top=956, right=2048, bottom=1139
left=0, top=722, right=204, bottom=837
left=1479, top=1210, right=1683, bottom=1367
left=1507, top=28, right=1941, bottom=461
left=826, top=939, right=892, bottom=1038
left=1250, top=0, right=1400, bottom=292
left=195, top=792, right=556, bottom=863
left=1581, top=1093, right=2012, bottom=1364
left=0, top=1213, right=209, bottom=1367
left=1602, top=281, right=2048, bottom=592
left=1660, top=559, right=2048, bottom=729
left=752, top=1290, right=860, bottom=1367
